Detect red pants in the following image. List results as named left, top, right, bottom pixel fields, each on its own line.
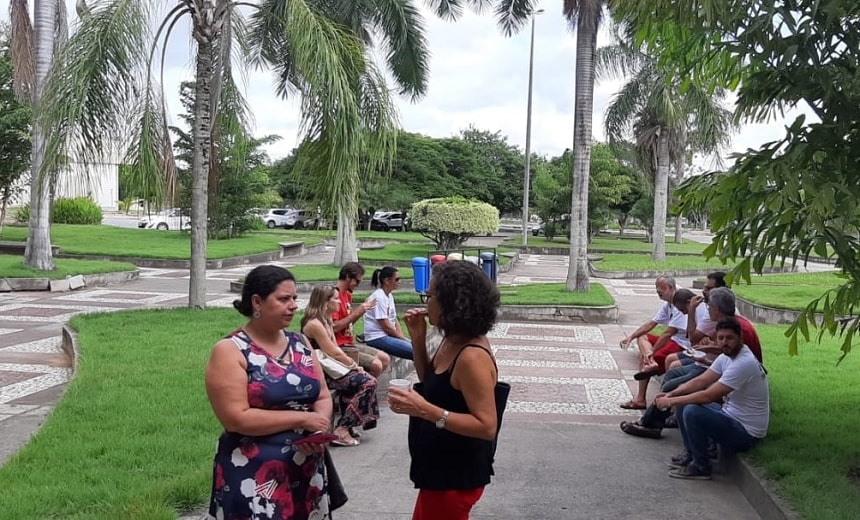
left=645, top=333, right=683, bottom=373
left=413, top=487, right=485, bottom=520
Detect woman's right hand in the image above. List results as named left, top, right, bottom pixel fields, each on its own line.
left=403, top=308, right=428, bottom=338
left=303, top=411, right=331, bottom=433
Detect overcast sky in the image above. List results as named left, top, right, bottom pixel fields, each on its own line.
left=2, top=1, right=812, bottom=166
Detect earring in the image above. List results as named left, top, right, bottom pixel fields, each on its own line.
left=253, top=309, right=261, bottom=319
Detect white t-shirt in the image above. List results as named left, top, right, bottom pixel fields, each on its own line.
left=694, top=303, right=716, bottom=338
left=363, top=288, right=397, bottom=342
left=652, top=301, right=691, bottom=348
left=709, top=346, right=770, bottom=438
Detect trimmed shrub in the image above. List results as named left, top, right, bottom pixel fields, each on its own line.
left=410, top=197, right=499, bottom=250
left=13, top=205, right=29, bottom=223
left=52, top=197, right=103, bottom=225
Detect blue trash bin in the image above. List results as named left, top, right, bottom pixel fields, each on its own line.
left=412, top=256, right=430, bottom=294
left=479, top=252, right=497, bottom=283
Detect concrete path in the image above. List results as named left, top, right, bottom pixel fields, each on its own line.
left=0, top=240, right=766, bottom=519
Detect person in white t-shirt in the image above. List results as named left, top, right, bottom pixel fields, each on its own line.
left=363, top=266, right=413, bottom=360
left=618, top=276, right=690, bottom=409
left=655, top=318, right=769, bottom=480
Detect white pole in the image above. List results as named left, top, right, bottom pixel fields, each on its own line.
left=521, top=13, right=539, bottom=246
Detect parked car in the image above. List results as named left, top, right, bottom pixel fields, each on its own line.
left=261, top=208, right=321, bottom=229
left=532, top=222, right=544, bottom=236
left=138, top=208, right=191, bottom=231
left=261, top=208, right=293, bottom=229
left=370, top=211, right=405, bottom=231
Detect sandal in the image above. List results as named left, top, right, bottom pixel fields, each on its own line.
left=619, top=400, right=646, bottom=410
left=349, top=427, right=362, bottom=439
left=633, top=369, right=659, bottom=381
left=331, top=436, right=360, bottom=447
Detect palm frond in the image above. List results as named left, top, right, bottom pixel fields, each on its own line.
left=564, top=0, right=604, bottom=31
left=54, top=0, right=69, bottom=56
left=603, top=75, right=645, bottom=143
left=39, top=0, right=153, bottom=184
left=494, top=0, right=535, bottom=36
left=363, top=0, right=429, bottom=100
left=424, top=0, right=466, bottom=21
left=594, top=43, right=642, bottom=82
left=9, top=0, right=34, bottom=102
left=123, top=86, right=174, bottom=207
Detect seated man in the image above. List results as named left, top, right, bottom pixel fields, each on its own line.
left=618, top=276, right=690, bottom=409
left=332, top=262, right=390, bottom=377
left=655, top=318, right=769, bottom=480
left=621, top=287, right=762, bottom=438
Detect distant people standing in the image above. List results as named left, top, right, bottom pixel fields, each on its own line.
left=331, top=262, right=390, bottom=377
left=363, top=266, right=414, bottom=360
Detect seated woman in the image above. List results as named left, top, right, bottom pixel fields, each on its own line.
left=362, top=266, right=414, bottom=360
left=302, top=285, right=379, bottom=446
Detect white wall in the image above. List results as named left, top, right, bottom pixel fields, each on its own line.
left=10, top=162, right=119, bottom=212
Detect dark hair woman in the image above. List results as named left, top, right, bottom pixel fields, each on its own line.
left=388, top=261, right=502, bottom=520
left=302, top=285, right=379, bottom=446
left=205, top=265, right=335, bottom=519
left=362, top=266, right=413, bottom=360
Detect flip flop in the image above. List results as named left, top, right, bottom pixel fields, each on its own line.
left=331, top=436, right=360, bottom=447
left=634, top=369, right=659, bottom=381
left=619, top=400, right=646, bottom=410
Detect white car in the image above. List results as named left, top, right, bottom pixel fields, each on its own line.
left=138, top=208, right=191, bottom=231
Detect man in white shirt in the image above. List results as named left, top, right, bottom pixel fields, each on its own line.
left=619, top=276, right=690, bottom=409
left=655, top=318, right=769, bottom=480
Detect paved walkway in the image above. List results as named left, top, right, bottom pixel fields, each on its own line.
left=0, top=242, right=768, bottom=519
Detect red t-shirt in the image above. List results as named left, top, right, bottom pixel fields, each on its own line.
left=333, top=289, right=354, bottom=346
left=737, top=315, right=763, bottom=362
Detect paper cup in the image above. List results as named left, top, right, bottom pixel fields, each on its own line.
left=388, top=379, right=412, bottom=392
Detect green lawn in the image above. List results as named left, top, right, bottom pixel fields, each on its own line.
left=732, top=272, right=846, bottom=311
left=591, top=253, right=735, bottom=272
left=285, top=264, right=413, bottom=282
left=357, top=242, right=515, bottom=265
left=0, top=255, right=137, bottom=279
left=268, top=229, right=429, bottom=242
left=751, top=324, right=860, bottom=519
left=0, top=225, right=322, bottom=260
left=506, top=234, right=708, bottom=254
left=354, top=282, right=614, bottom=306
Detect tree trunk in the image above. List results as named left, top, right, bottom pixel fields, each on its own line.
left=651, top=130, right=670, bottom=261
left=334, top=207, right=358, bottom=265
left=188, top=1, right=220, bottom=309
left=566, top=4, right=599, bottom=292
left=23, top=0, right=57, bottom=271
left=674, top=152, right=684, bottom=243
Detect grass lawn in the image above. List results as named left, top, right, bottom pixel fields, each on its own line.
left=506, top=234, right=708, bottom=254
left=752, top=324, right=860, bottom=519
left=591, top=253, right=736, bottom=272
left=0, top=225, right=322, bottom=260
left=0, top=255, right=137, bottom=279
left=354, top=282, right=615, bottom=306
left=732, top=272, right=846, bottom=311
left=268, top=229, right=428, bottom=242
left=357, top=242, right=516, bottom=265
left=285, top=264, right=413, bottom=282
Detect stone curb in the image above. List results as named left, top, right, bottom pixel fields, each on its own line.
left=727, top=454, right=800, bottom=520
left=734, top=295, right=833, bottom=325
left=0, top=270, right=139, bottom=293
left=392, top=303, right=619, bottom=324
left=514, top=245, right=703, bottom=257
left=589, top=264, right=795, bottom=280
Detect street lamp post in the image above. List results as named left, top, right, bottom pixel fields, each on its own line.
left=521, top=9, right=543, bottom=246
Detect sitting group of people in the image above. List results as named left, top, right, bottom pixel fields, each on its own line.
left=205, top=260, right=504, bottom=519
left=619, top=273, right=770, bottom=481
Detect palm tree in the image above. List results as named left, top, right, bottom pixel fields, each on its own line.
left=596, top=35, right=733, bottom=260
left=27, top=0, right=427, bottom=308
left=424, top=0, right=604, bottom=291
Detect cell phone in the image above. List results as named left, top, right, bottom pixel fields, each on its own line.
left=293, top=431, right=339, bottom=446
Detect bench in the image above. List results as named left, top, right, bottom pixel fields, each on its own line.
left=278, top=241, right=305, bottom=257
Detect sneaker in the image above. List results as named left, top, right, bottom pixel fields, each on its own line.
left=668, top=464, right=712, bottom=480
left=620, top=420, right=662, bottom=439
left=666, top=452, right=692, bottom=469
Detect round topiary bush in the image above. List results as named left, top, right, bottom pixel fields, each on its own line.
left=52, top=197, right=103, bottom=225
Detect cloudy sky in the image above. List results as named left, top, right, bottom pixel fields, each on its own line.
left=2, top=1, right=811, bottom=165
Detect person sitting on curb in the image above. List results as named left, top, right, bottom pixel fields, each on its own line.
left=332, top=262, right=391, bottom=377
left=656, top=318, right=770, bottom=480
left=620, top=287, right=762, bottom=439
left=363, top=266, right=414, bottom=360
left=618, top=276, right=690, bottom=410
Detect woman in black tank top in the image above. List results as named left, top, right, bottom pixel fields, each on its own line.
left=388, top=261, right=501, bottom=520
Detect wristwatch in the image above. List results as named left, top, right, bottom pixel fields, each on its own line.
left=435, top=410, right=449, bottom=429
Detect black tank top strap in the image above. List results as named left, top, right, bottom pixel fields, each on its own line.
left=449, top=343, right=498, bottom=374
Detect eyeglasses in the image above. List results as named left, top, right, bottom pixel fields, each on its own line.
left=420, top=293, right=432, bottom=304
left=394, top=277, right=401, bottom=282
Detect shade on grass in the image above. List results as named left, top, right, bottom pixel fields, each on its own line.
left=591, top=253, right=735, bottom=272
left=354, top=282, right=614, bottom=306
left=0, top=255, right=137, bottom=279
left=751, top=324, right=860, bottom=519
left=732, top=272, right=846, bottom=311
left=0, top=225, right=322, bottom=260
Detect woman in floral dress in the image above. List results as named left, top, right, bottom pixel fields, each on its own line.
left=205, top=265, right=334, bottom=520
left=301, top=285, right=379, bottom=446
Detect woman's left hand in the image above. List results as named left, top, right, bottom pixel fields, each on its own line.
left=296, top=442, right=327, bottom=456
left=388, top=386, right=427, bottom=417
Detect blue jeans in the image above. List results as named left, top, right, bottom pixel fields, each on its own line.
left=662, top=364, right=707, bottom=392
left=677, top=403, right=759, bottom=473
left=366, top=335, right=414, bottom=360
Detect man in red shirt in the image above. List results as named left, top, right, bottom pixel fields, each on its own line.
left=333, top=262, right=390, bottom=377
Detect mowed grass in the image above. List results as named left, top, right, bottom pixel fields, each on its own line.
left=506, top=234, right=708, bottom=254
left=591, top=253, right=736, bottom=272
left=732, top=272, right=846, bottom=311
left=354, top=282, right=614, bottom=306
left=357, top=242, right=515, bottom=265
left=0, top=309, right=246, bottom=519
left=282, top=264, right=414, bottom=281
left=753, top=324, right=860, bottom=519
left=268, top=229, right=427, bottom=242
left=0, top=255, right=137, bottom=279
left=0, top=225, right=320, bottom=259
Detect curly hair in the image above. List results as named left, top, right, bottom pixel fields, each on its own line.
left=432, top=261, right=500, bottom=337
left=233, top=265, right=295, bottom=317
